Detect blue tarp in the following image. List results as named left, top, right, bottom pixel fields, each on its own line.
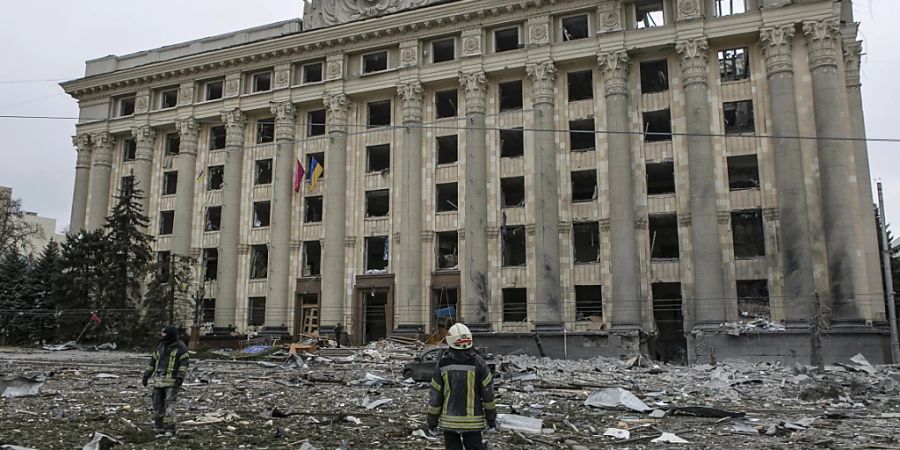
left=435, top=306, right=456, bottom=318
left=242, top=345, right=272, bottom=354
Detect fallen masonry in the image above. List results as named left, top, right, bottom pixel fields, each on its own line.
left=1, top=343, right=899, bottom=449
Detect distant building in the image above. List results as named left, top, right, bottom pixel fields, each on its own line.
left=1, top=186, right=65, bottom=256
left=61, top=0, right=890, bottom=363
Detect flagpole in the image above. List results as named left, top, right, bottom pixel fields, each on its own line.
left=75, top=317, right=93, bottom=343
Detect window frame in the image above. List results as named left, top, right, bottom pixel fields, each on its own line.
left=157, top=87, right=179, bottom=110
left=250, top=70, right=273, bottom=93
left=560, top=13, right=590, bottom=42
left=204, top=79, right=224, bottom=101
left=430, top=37, right=456, bottom=63
left=634, top=1, right=666, bottom=29
left=302, top=61, right=324, bottom=84
left=117, top=95, right=136, bottom=117
left=361, top=50, right=390, bottom=74
left=493, top=25, right=522, bottom=53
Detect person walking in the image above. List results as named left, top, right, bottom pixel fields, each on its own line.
left=142, top=325, right=189, bottom=437
left=334, top=322, right=343, bottom=348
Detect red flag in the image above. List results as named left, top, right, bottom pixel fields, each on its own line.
left=294, top=159, right=305, bottom=193
left=90, top=311, right=102, bottom=325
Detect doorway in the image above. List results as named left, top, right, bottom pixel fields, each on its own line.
left=431, top=287, right=459, bottom=336
left=363, top=289, right=389, bottom=343
left=649, top=282, right=686, bottom=364
left=294, top=294, right=319, bottom=336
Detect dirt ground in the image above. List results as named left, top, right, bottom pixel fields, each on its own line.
left=2, top=344, right=900, bottom=450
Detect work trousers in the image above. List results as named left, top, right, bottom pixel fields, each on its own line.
left=151, top=387, right=178, bottom=432
left=443, top=431, right=485, bottom=450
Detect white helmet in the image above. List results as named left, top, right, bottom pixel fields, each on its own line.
left=446, top=323, right=473, bottom=349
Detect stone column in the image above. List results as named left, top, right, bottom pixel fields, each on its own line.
left=675, top=38, right=726, bottom=327
left=460, top=71, right=490, bottom=330
left=320, top=93, right=350, bottom=330
left=265, top=102, right=297, bottom=330
left=598, top=50, right=642, bottom=329
left=843, top=40, right=884, bottom=309
left=173, top=118, right=198, bottom=257
left=132, top=125, right=156, bottom=215
left=215, top=109, right=246, bottom=328
left=87, top=132, right=113, bottom=230
left=526, top=61, right=563, bottom=330
left=802, top=19, right=859, bottom=319
left=759, top=25, right=817, bottom=326
left=396, top=81, right=425, bottom=333
left=70, top=134, right=92, bottom=233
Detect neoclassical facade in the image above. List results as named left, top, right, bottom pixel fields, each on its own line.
left=63, top=0, right=889, bottom=363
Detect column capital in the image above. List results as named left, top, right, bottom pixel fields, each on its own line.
left=324, top=93, right=350, bottom=131
left=176, top=117, right=199, bottom=140
left=270, top=101, right=297, bottom=140
left=221, top=109, right=246, bottom=147
left=802, top=18, right=841, bottom=70
left=459, top=70, right=487, bottom=115
left=676, top=38, right=710, bottom=87
left=132, top=125, right=156, bottom=145
left=597, top=49, right=630, bottom=97
left=73, top=134, right=92, bottom=168
left=91, top=132, right=114, bottom=167
left=843, top=40, right=863, bottom=88
left=526, top=60, right=557, bottom=105
left=759, top=24, right=796, bottom=76
left=397, top=80, right=424, bottom=124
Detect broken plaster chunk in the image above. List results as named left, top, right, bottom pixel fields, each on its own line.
left=345, top=415, right=362, bottom=425
left=81, top=432, right=122, bottom=450
left=651, top=432, right=690, bottom=444
left=298, top=443, right=317, bottom=450
left=584, top=388, right=651, bottom=412
left=602, top=428, right=630, bottom=440
left=496, top=414, right=545, bottom=435
left=649, top=409, right=666, bottom=419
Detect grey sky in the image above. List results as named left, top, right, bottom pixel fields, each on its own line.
left=0, top=0, right=897, bottom=234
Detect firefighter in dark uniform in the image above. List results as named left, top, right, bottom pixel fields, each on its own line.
left=142, top=325, right=190, bottom=437
left=426, top=323, right=497, bottom=450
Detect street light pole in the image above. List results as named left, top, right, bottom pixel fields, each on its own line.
left=877, top=182, right=900, bottom=364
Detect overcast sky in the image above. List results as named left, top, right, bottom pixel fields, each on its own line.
left=0, top=0, right=897, bottom=234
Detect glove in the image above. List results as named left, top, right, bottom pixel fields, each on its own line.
left=174, top=378, right=183, bottom=389
left=141, top=374, right=149, bottom=387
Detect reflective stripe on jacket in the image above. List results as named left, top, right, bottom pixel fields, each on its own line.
left=426, top=349, right=496, bottom=431
left=144, top=340, right=189, bottom=387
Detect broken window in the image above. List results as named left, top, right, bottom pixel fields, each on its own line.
left=118, top=96, right=135, bottom=117
left=366, top=190, right=390, bottom=217
left=159, top=210, right=175, bottom=235
left=502, top=288, right=527, bottom=322
left=165, top=133, right=180, bottom=156
left=250, top=245, right=268, bottom=279
left=305, top=196, right=323, bottom=223
left=257, top=118, right=275, bottom=143
left=502, top=225, right=526, bottom=267
left=635, top=1, right=665, bottom=29
left=727, top=155, right=759, bottom=190
left=248, top=297, right=266, bottom=326
left=499, top=80, right=523, bottom=111
left=500, top=128, right=524, bottom=158
left=646, top=161, right=676, bottom=195
left=436, top=183, right=458, bottom=212
left=365, top=236, right=389, bottom=271
left=255, top=159, right=273, bottom=185
left=640, top=59, right=669, bottom=94
left=252, top=201, right=271, bottom=227
left=303, top=240, right=321, bottom=276
left=436, top=135, right=458, bottom=164
left=436, top=231, right=459, bottom=269
left=736, top=279, right=770, bottom=319
left=205, top=80, right=223, bottom=101
left=561, top=14, right=589, bottom=41
left=494, top=26, right=520, bottom=52
left=207, top=165, right=224, bottom=190
left=368, top=100, right=391, bottom=127
left=120, top=176, right=134, bottom=197
left=501, top=177, right=525, bottom=208
left=719, top=48, right=749, bottom=81
left=157, top=251, right=171, bottom=278
left=571, top=170, right=598, bottom=202
left=432, top=38, right=455, bottom=63
left=201, top=298, right=216, bottom=323
left=362, top=50, right=388, bottom=74
left=573, top=221, right=601, bottom=263
left=159, top=88, right=178, bottom=109
left=732, top=209, right=765, bottom=258
left=724, top=100, right=755, bottom=134
left=643, top=109, right=672, bottom=142
left=122, top=138, right=137, bottom=161
left=251, top=71, right=272, bottom=93
left=205, top=206, right=222, bottom=231
left=303, top=62, right=323, bottom=83
left=435, top=89, right=458, bottom=118
left=308, top=109, right=326, bottom=136
left=715, top=0, right=746, bottom=16
left=575, top=285, right=603, bottom=321
left=162, top=171, right=178, bottom=195
left=567, top=70, right=593, bottom=102
left=367, top=144, right=390, bottom=173
left=209, top=126, right=226, bottom=150
left=570, top=119, right=596, bottom=151
left=202, top=248, right=218, bottom=281
left=649, top=214, right=679, bottom=259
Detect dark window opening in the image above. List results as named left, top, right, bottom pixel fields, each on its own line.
left=165, top=133, right=180, bottom=156
left=156, top=251, right=171, bottom=278
left=573, top=221, right=601, bottom=263
left=210, top=126, right=226, bottom=150
left=502, top=288, right=527, bottom=322
left=202, top=248, right=218, bottom=281
left=571, top=170, right=598, bottom=202
left=643, top=109, right=672, bottom=142
left=436, top=231, right=459, bottom=269
left=363, top=51, right=388, bottom=73
left=368, top=100, right=391, bottom=127
left=499, top=80, right=523, bottom=111
left=495, top=27, right=520, bottom=52
left=123, top=138, right=137, bottom=161
left=162, top=171, right=178, bottom=196
left=502, top=225, right=526, bottom=267
left=437, top=135, right=458, bottom=164
left=307, top=152, right=325, bottom=175
left=257, top=118, right=275, bottom=143
left=305, top=196, right=323, bottom=223
left=252, top=72, right=272, bottom=92
left=205, top=80, right=223, bottom=101
left=737, top=279, right=770, bottom=319
left=500, top=128, right=524, bottom=158
left=367, top=144, right=390, bottom=173
left=308, top=109, right=326, bottom=136
left=159, top=210, right=175, bottom=235
left=255, top=159, right=273, bottom=185
left=205, top=206, right=221, bottom=231
left=253, top=201, right=271, bottom=228
left=640, top=59, right=669, bottom=94
left=716, top=0, right=746, bottom=17
left=562, top=14, right=589, bottom=41
left=432, top=38, right=455, bottom=63
left=365, top=236, right=389, bottom=271
left=501, top=177, right=525, bottom=208
left=575, top=285, right=603, bottom=321
left=650, top=282, right=686, bottom=364
left=120, top=176, right=134, bottom=197
left=732, top=209, right=765, bottom=258
left=304, top=62, right=323, bottom=83
left=570, top=119, right=596, bottom=151
left=303, top=240, right=321, bottom=276
left=160, top=89, right=178, bottom=109
left=250, top=245, right=268, bottom=279
left=207, top=165, right=224, bottom=190
left=366, top=190, right=390, bottom=217
left=724, top=100, right=755, bottom=134
left=567, top=70, right=593, bottom=102
left=436, top=183, right=458, bottom=212
left=201, top=298, right=216, bottom=323
left=636, top=1, right=665, bottom=29
left=727, top=155, right=759, bottom=190
left=436, top=89, right=458, bottom=118
left=719, top=48, right=749, bottom=81
left=649, top=214, right=679, bottom=259
left=646, top=161, right=676, bottom=195
left=248, top=297, right=266, bottom=326
left=119, top=97, right=135, bottom=117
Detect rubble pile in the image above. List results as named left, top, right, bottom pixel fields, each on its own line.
left=1, top=345, right=899, bottom=449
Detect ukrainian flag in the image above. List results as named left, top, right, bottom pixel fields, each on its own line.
left=308, top=157, right=324, bottom=192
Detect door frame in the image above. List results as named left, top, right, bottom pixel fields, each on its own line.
left=353, top=274, right=394, bottom=345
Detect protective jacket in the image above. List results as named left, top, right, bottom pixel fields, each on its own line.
left=144, top=327, right=189, bottom=388
left=427, top=348, right=496, bottom=431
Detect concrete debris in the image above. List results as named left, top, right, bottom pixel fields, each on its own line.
left=706, top=367, right=732, bottom=389
left=1, top=446, right=40, bottom=450
left=496, top=414, right=545, bottom=434
left=41, top=341, right=116, bottom=352
left=298, top=442, right=316, bottom=450
left=649, top=409, right=666, bottom=418
left=584, top=388, right=651, bottom=412
left=362, top=398, right=393, bottom=410
left=81, top=432, right=121, bottom=450
left=0, top=374, right=48, bottom=398
left=344, top=415, right=362, bottom=425
left=651, top=432, right=690, bottom=444
left=602, top=428, right=630, bottom=439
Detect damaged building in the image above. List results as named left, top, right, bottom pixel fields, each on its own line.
left=61, top=0, right=890, bottom=364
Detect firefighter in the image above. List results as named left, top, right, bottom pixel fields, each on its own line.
left=426, top=323, right=497, bottom=450
left=142, top=325, right=189, bottom=437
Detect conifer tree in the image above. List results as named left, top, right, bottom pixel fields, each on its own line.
left=25, top=240, right=63, bottom=343
left=0, top=250, right=31, bottom=344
